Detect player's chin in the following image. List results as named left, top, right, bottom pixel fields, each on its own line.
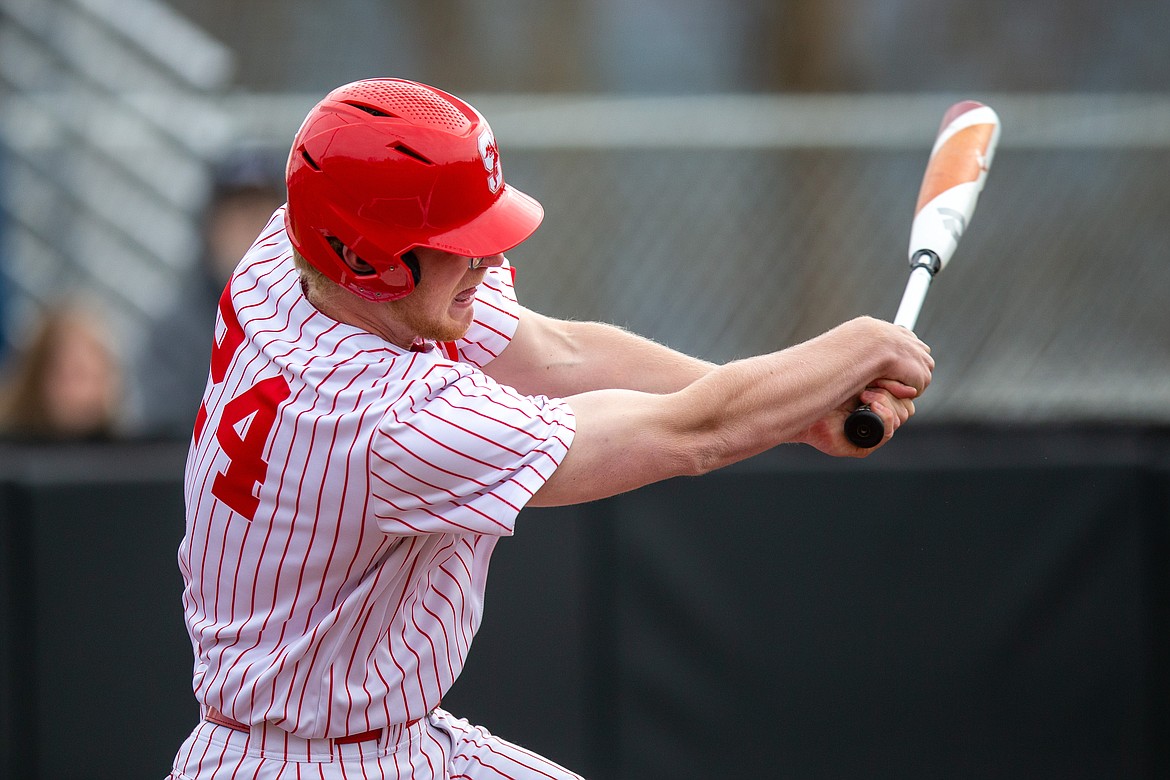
left=447, top=301, right=474, bottom=328
left=431, top=308, right=474, bottom=342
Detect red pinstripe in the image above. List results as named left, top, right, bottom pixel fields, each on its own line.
left=374, top=448, right=484, bottom=500
left=384, top=413, right=510, bottom=478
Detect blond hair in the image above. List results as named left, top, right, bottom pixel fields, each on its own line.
left=292, top=249, right=342, bottom=307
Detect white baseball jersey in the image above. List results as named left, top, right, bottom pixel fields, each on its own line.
left=178, top=207, right=576, bottom=740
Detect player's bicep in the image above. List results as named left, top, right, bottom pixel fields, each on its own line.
left=528, top=388, right=697, bottom=507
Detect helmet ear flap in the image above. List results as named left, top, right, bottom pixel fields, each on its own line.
left=329, top=236, right=421, bottom=301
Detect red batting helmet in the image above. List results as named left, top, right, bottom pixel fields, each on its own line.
left=285, top=78, right=544, bottom=301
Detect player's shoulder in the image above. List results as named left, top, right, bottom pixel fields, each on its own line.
left=393, top=345, right=477, bottom=387
left=380, top=349, right=500, bottom=406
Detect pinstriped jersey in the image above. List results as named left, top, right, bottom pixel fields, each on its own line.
left=178, top=207, right=576, bottom=739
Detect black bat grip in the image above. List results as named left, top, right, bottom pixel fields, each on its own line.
left=844, top=405, right=884, bottom=448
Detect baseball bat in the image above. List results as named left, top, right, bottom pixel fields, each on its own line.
left=844, top=100, right=1001, bottom=448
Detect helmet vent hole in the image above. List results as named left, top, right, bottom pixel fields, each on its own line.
left=344, top=102, right=392, bottom=118
left=300, top=150, right=321, bottom=171
left=388, top=143, right=434, bottom=166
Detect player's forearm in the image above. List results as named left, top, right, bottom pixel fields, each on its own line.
left=672, top=316, right=932, bottom=471
left=531, top=317, right=931, bottom=507
left=552, top=319, right=714, bottom=394
left=488, top=309, right=714, bottom=397
left=672, top=326, right=886, bottom=470
left=544, top=349, right=854, bottom=503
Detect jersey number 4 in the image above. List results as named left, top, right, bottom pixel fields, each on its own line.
left=194, top=288, right=292, bottom=520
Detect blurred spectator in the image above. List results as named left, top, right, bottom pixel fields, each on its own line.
left=129, top=147, right=286, bottom=439
left=201, top=148, right=289, bottom=283
left=0, top=300, right=125, bottom=442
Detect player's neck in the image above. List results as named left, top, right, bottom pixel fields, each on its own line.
left=302, top=280, right=419, bottom=349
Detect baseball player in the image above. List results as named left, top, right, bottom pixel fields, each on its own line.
left=168, top=78, right=932, bottom=779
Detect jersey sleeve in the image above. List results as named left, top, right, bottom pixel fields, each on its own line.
left=453, top=262, right=520, bottom=368
left=369, top=364, right=575, bottom=537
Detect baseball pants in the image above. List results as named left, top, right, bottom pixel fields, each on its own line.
left=168, top=707, right=584, bottom=779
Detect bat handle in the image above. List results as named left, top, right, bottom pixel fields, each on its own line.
left=892, top=253, right=940, bottom=331
left=844, top=405, right=885, bottom=448
left=844, top=253, right=941, bottom=449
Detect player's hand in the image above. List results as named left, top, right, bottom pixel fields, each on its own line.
left=799, top=379, right=918, bottom=457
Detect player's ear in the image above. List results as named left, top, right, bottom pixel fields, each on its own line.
left=339, top=245, right=376, bottom=275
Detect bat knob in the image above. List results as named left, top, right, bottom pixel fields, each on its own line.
left=844, top=405, right=884, bottom=448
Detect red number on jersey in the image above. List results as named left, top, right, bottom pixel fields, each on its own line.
left=211, top=374, right=291, bottom=519
left=197, top=285, right=292, bottom=520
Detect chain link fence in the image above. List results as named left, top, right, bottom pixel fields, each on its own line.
left=3, top=87, right=1170, bottom=428
left=466, top=95, right=1170, bottom=425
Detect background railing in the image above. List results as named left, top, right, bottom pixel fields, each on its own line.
left=0, top=0, right=232, bottom=365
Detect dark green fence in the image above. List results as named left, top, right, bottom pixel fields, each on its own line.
left=2, top=426, right=1167, bottom=779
